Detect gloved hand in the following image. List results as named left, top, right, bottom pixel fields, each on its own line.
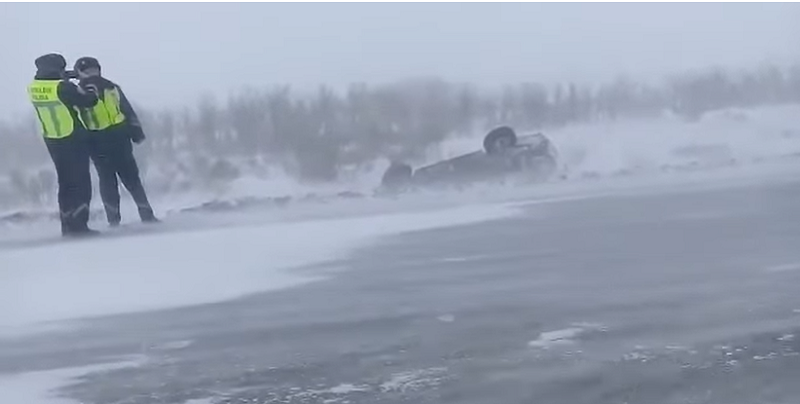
left=129, top=126, right=146, bottom=144
left=84, top=83, right=99, bottom=95
left=76, top=83, right=97, bottom=96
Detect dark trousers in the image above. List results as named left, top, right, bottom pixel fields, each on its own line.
left=45, top=133, right=93, bottom=234
left=88, top=126, right=154, bottom=224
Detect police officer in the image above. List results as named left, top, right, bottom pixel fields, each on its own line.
left=73, top=56, right=158, bottom=226
left=28, top=53, right=99, bottom=237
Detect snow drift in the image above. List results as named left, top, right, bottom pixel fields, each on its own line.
left=0, top=202, right=520, bottom=330
left=427, top=105, right=800, bottom=179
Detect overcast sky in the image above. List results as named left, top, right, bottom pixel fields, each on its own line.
left=1, top=3, right=798, bottom=120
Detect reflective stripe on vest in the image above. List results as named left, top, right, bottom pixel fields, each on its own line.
left=80, top=87, right=126, bottom=131
left=28, top=80, right=75, bottom=139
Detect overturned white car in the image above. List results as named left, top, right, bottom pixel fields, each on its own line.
left=381, top=126, right=558, bottom=190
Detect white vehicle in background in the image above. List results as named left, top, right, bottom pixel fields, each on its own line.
left=381, top=126, right=559, bottom=190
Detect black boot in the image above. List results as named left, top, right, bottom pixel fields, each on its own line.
left=63, top=225, right=100, bottom=238
left=139, top=207, right=160, bottom=223
left=106, top=205, right=121, bottom=227
left=73, top=227, right=101, bottom=237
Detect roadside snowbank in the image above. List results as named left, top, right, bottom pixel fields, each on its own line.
left=0, top=202, right=521, bottom=329
left=0, top=359, right=145, bottom=404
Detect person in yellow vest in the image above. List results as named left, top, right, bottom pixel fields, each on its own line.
left=73, top=57, right=158, bottom=226
left=28, top=53, right=100, bottom=237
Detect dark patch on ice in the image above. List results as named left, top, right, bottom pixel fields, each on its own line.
left=0, top=208, right=106, bottom=226
left=176, top=191, right=368, bottom=214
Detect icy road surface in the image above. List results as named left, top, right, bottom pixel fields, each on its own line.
left=3, top=164, right=800, bottom=404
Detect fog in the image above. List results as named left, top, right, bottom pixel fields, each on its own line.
left=6, top=5, right=800, bottom=403
left=2, top=2, right=800, bottom=217
left=1, top=3, right=797, bottom=116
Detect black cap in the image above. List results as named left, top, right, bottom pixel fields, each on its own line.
left=74, top=56, right=101, bottom=72
left=35, top=53, right=67, bottom=72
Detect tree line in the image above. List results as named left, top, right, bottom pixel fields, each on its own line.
left=2, top=62, right=800, bottom=203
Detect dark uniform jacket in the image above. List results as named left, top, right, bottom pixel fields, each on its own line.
left=78, top=75, right=145, bottom=143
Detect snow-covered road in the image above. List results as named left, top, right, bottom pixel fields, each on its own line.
left=3, top=160, right=800, bottom=403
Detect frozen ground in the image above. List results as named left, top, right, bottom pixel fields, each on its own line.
left=0, top=203, right=522, bottom=329
left=3, top=106, right=800, bottom=403
left=3, top=161, right=800, bottom=404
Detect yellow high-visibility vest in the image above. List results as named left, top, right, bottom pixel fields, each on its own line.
left=80, top=87, right=126, bottom=131
left=28, top=80, right=75, bottom=139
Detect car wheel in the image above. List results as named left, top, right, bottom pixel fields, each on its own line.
left=381, top=162, right=413, bottom=189
left=484, top=126, right=517, bottom=155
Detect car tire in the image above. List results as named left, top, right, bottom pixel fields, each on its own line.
left=381, top=162, right=413, bottom=189
left=484, top=126, right=518, bottom=155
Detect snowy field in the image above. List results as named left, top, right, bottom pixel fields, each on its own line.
left=4, top=104, right=800, bottom=222
left=3, top=104, right=800, bottom=329
left=3, top=105, right=800, bottom=404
